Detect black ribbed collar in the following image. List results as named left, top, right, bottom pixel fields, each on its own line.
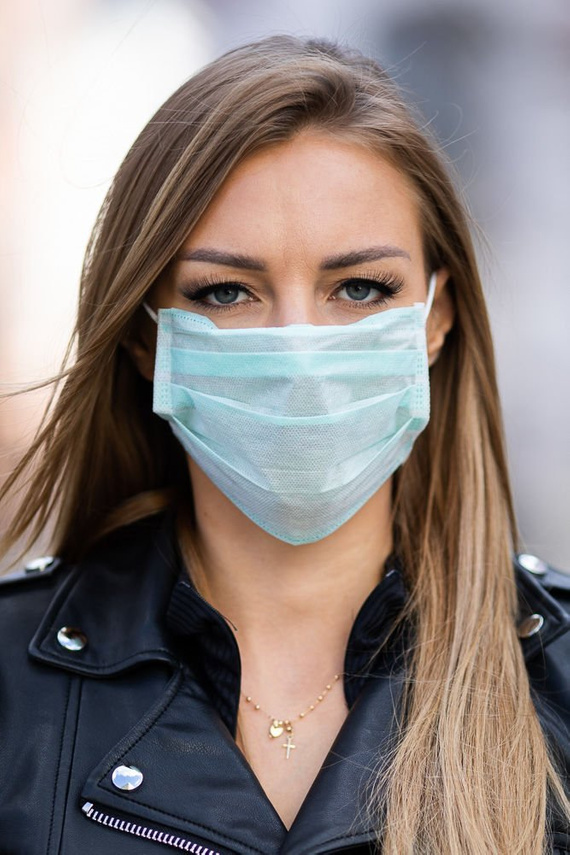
left=166, top=557, right=408, bottom=735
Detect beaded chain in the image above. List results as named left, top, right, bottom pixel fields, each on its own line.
left=242, top=674, right=341, bottom=759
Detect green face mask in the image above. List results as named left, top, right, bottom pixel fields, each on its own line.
left=144, top=273, right=435, bottom=545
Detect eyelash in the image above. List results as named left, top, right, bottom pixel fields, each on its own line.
left=179, top=273, right=405, bottom=312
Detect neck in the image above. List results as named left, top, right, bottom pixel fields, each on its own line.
left=187, top=462, right=393, bottom=687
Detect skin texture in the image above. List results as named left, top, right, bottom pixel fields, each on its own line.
left=128, top=131, right=455, bottom=828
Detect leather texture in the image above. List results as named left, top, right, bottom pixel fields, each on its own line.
left=1, top=514, right=569, bottom=854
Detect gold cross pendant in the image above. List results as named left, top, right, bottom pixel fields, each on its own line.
left=282, top=734, right=296, bottom=759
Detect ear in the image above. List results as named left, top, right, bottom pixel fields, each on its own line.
left=426, top=268, right=455, bottom=367
left=121, top=308, right=156, bottom=382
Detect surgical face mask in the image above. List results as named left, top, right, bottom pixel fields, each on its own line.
left=145, top=274, right=436, bottom=545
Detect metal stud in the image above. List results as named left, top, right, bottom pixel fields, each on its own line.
left=518, top=554, right=548, bottom=576
left=517, top=613, right=544, bottom=638
left=25, top=556, right=55, bottom=574
left=111, top=765, right=144, bottom=791
left=56, top=627, right=87, bottom=651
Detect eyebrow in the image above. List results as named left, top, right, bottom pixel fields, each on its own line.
left=320, top=245, right=411, bottom=269
left=177, top=248, right=265, bottom=270
left=177, top=244, right=411, bottom=271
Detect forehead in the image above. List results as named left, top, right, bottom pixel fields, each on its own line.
left=184, top=131, right=423, bottom=263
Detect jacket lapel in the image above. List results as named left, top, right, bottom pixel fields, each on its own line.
left=78, top=660, right=402, bottom=855
left=81, top=666, right=288, bottom=855
left=282, top=671, right=404, bottom=854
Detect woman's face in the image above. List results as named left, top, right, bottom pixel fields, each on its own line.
left=145, top=131, right=453, bottom=359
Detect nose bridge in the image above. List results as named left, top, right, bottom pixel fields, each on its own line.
left=268, top=277, right=325, bottom=327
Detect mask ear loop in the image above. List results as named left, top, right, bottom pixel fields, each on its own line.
left=424, top=272, right=437, bottom=320
left=143, top=302, right=158, bottom=324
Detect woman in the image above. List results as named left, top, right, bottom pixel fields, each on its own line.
left=1, top=35, right=569, bottom=855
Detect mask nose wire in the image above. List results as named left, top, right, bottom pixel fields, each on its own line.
left=143, top=302, right=158, bottom=324
left=424, top=272, right=437, bottom=320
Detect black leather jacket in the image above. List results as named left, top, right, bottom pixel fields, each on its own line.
left=1, top=514, right=570, bottom=854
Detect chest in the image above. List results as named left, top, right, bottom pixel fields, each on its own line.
left=235, top=692, right=350, bottom=829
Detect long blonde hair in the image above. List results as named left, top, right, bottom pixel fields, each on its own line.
left=1, top=35, right=568, bottom=853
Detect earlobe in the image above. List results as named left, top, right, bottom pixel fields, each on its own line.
left=426, top=268, right=455, bottom=366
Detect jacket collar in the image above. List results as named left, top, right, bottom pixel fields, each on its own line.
left=29, top=514, right=570, bottom=679
left=29, top=512, right=408, bottom=692
left=29, top=514, right=181, bottom=675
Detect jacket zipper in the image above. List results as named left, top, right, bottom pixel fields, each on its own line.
left=82, top=801, right=222, bottom=853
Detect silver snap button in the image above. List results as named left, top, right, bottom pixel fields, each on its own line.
left=517, top=613, right=544, bottom=638
left=56, top=627, right=87, bottom=651
left=112, top=765, right=144, bottom=791
left=25, top=556, right=55, bottom=574
left=518, top=554, right=548, bottom=576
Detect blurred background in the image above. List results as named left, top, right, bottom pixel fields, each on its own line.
left=1, top=0, right=569, bottom=567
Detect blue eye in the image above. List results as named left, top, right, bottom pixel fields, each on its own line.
left=206, top=285, right=244, bottom=305
left=336, top=279, right=392, bottom=305
left=339, top=282, right=378, bottom=302
left=181, top=281, right=253, bottom=309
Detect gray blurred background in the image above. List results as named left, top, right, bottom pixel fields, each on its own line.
left=1, top=0, right=568, bottom=566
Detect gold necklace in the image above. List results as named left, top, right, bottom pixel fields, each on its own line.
left=242, top=674, right=340, bottom=759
